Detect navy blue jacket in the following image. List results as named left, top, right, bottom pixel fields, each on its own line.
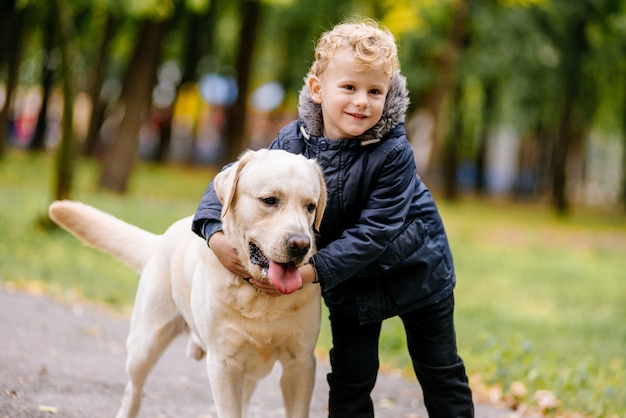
left=192, top=74, right=456, bottom=324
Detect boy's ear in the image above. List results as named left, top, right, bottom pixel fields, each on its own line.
left=308, top=76, right=322, bottom=104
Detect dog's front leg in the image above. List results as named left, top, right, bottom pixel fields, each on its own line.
left=206, top=356, right=246, bottom=418
left=279, top=352, right=316, bottom=418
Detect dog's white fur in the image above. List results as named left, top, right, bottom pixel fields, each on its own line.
left=48, top=149, right=327, bottom=418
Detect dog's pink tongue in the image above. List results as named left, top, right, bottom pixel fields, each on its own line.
left=268, top=261, right=302, bottom=295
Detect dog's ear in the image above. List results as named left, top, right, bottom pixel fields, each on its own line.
left=214, top=150, right=255, bottom=219
left=312, top=159, right=327, bottom=231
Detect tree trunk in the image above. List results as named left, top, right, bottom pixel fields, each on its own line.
left=83, top=12, right=116, bottom=156
left=552, top=94, right=573, bottom=215
left=552, top=18, right=587, bottom=216
left=30, top=9, right=56, bottom=151
left=474, top=82, right=496, bottom=195
left=621, top=69, right=626, bottom=211
left=98, top=19, right=168, bottom=193
left=0, top=1, right=27, bottom=156
left=154, top=4, right=216, bottom=163
left=440, top=0, right=470, bottom=200
left=422, top=0, right=468, bottom=183
left=51, top=0, right=76, bottom=201
left=223, top=0, right=262, bottom=164
left=443, top=84, right=462, bottom=200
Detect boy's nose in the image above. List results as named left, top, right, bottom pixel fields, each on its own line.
left=352, top=92, right=368, bottom=107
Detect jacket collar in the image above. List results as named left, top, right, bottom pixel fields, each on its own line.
left=297, top=72, right=410, bottom=146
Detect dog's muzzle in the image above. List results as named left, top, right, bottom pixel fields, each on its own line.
left=248, top=240, right=307, bottom=295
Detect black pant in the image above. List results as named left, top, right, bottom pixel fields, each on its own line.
left=327, top=294, right=474, bottom=418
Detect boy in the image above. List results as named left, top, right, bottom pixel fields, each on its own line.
left=192, top=18, right=474, bottom=417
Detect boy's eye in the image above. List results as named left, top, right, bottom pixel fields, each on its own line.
left=370, top=89, right=382, bottom=95
left=343, top=85, right=355, bottom=91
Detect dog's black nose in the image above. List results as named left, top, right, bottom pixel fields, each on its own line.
left=287, top=234, right=311, bottom=258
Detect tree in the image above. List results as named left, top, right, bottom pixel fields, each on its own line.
left=440, top=0, right=470, bottom=200
left=155, top=2, right=218, bottom=163
left=98, top=18, right=169, bottom=192
left=0, top=0, right=27, bottom=156
left=221, top=0, right=263, bottom=164
left=50, top=0, right=77, bottom=200
left=29, top=4, right=56, bottom=152
left=545, top=3, right=591, bottom=215
left=83, top=9, right=117, bottom=156
left=622, top=74, right=626, bottom=210
left=531, top=0, right=623, bottom=215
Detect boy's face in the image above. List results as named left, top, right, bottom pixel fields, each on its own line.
left=308, top=53, right=389, bottom=139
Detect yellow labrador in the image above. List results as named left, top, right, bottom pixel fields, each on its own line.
left=48, top=149, right=327, bottom=418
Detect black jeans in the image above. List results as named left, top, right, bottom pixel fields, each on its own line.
left=326, top=294, right=474, bottom=418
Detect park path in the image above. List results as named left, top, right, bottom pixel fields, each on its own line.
left=0, top=287, right=520, bottom=418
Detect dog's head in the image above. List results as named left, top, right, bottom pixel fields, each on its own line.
left=214, top=149, right=327, bottom=295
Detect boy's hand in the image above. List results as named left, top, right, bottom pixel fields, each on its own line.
left=248, top=278, right=283, bottom=297
left=298, top=263, right=317, bottom=285
left=207, top=231, right=251, bottom=278
left=208, top=232, right=283, bottom=296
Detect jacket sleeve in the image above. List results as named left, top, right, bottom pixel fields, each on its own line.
left=191, top=160, right=239, bottom=242
left=191, top=177, right=224, bottom=242
left=312, top=139, right=418, bottom=291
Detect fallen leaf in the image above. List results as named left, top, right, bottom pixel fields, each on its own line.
left=37, top=405, right=58, bottom=414
left=534, top=390, right=560, bottom=413
left=509, top=381, right=527, bottom=399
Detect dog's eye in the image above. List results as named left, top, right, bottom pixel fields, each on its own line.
left=306, top=203, right=316, bottom=213
left=261, top=197, right=277, bottom=205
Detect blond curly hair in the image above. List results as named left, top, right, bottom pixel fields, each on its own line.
left=308, top=18, right=399, bottom=80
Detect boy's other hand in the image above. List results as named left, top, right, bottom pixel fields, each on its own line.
left=248, top=278, right=283, bottom=297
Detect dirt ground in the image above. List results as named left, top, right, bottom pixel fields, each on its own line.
left=0, top=286, right=521, bottom=418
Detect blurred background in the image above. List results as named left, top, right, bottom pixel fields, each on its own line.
left=1, top=0, right=625, bottom=212
left=1, top=0, right=625, bottom=416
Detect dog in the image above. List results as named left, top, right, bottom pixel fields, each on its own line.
left=48, top=149, right=327, bottom=418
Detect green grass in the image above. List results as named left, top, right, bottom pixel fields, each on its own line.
left=0, top=149, right=215, bottom=309
left=2, top=149, right=625, bottom=417
left=445, top=200, right=626, bottom=417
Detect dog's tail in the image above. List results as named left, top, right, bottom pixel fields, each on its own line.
left=49, top=200, right=159, bottom=273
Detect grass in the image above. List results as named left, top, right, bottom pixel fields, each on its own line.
left=1, top=149, right=625, bottom=417
left=0, top=150, right=215, bottom=309
left=445, top=200, right=626, bottom=417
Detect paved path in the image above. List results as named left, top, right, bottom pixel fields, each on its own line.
left=0, top=287, right=519, bottom=418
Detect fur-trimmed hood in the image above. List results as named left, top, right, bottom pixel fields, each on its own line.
left=297, top=72, right=410, bottom=146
